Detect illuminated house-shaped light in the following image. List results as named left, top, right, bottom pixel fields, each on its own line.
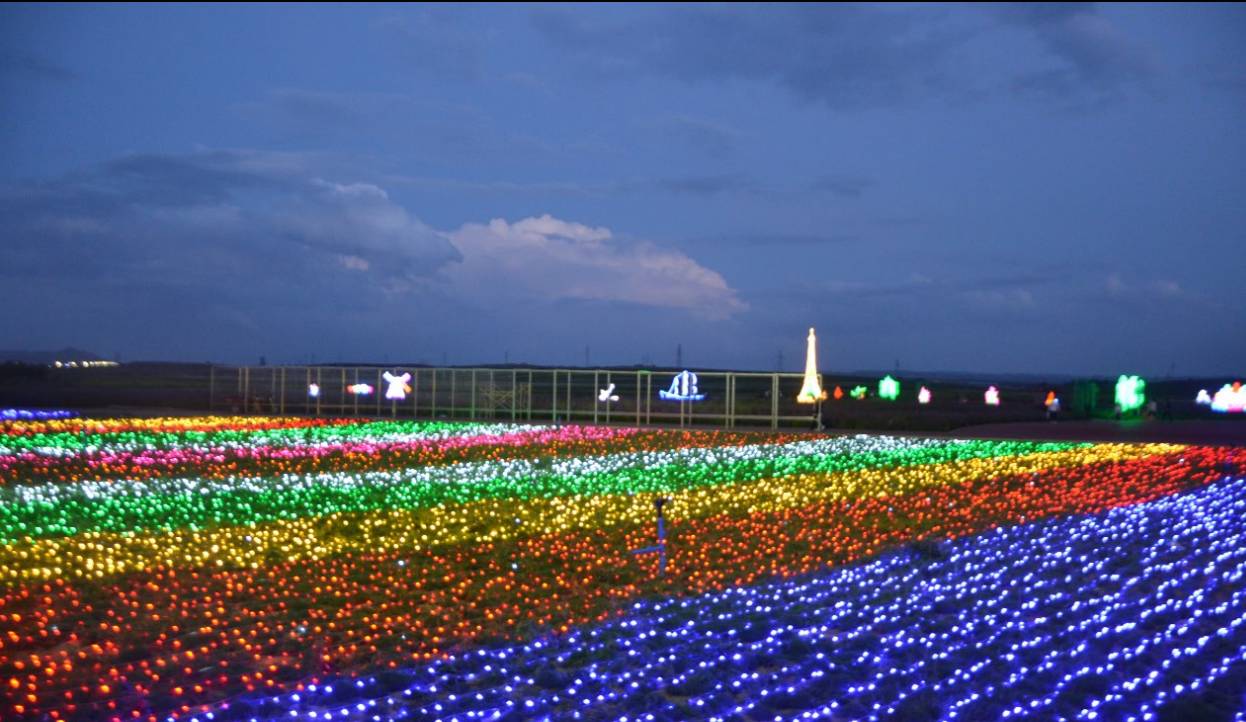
left=833, top=385, right=844, bottom=400
left=796, top=327, right=827, bottom=404
left=1196, top=389, right=1212, bottom=406
left=878, top=375, right=900, bottom=401
left=1115, top=375, right=1146, bottom=413
left=985, top=386, right=1000, bottom=406
left=918, top=386, right=932, bottom=405
left=1211, top=382, right=1246, bottom=414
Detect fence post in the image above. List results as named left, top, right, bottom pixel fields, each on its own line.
left=771, top=373, right=779, bottom=430
left=470, top=368, right=477, bottom=420
left=208, top=365, right=215, bottom=412
left=450, top=370, right=457, bottom=419
left=279, top=367, right=286, bottom=415
left=635, top=371, right=641, bottom=427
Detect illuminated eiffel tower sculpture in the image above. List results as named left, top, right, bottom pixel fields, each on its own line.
left=797, top=327, right=828, bottom=431
left=796, top=327, right=827, bottom=404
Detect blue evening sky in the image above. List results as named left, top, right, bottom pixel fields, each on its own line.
left=2, top=3, right=1243, bottom=375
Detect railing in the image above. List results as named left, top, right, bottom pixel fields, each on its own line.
left=209, top=366, right=826, bottom=430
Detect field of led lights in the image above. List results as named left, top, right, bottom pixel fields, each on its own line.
left=1, top=416, right=1245, bottom=722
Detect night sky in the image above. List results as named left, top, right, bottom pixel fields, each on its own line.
left=3, top=3, right=1243, bottom=375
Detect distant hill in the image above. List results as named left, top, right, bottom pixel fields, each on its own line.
left=0, top=348, right=105, bottom=364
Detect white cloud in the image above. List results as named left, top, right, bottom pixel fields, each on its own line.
left=442, top=214, right=747, bottom=319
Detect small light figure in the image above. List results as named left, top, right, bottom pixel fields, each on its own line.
left=598, top=383, right=619, bottom=402
left=630, top=497, right=670, bottom=576
left=985, top=386, right=1001, bottom=406
left=1211, top=382, right=1246, bottom=414
left=833, top=385, right=844, bottom=400
left=1196, top=389, right=1212, bottom=406
left=382, top=371, right=412, bottom=401
left=918, top=386, right=932, bottom=405
left=796, top=327, right=828, bottom=404
left=850, top=385, right=868, bottom=400
left=346, top=383, right=374, bottom=396
left=308, top=383, right=320, bottom=398
left=878, top=375, right=900, bottom=401
left=659, top=370, right=706, bottom=401
left=1045, top=391, right=1061, bottom=418
left=1115, top=375, right=1146, bottom=414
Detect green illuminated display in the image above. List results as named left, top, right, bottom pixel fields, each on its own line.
left=879, top=375, right=900, bottom=401
left=1115, top=374, right=1146, bottom=413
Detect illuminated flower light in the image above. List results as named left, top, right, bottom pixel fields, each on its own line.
left=918, top=386, right=932, bottom=405
left=878, top=375, right=900, bottom=401
left=0, top=409, right=77, bottom=421
left=7, top=441, right=1161, bottom=582
left=0, top=422, right=647, bottom=484
left=985, top=385, right=1001, bottom=406
left=381, top=372, right=411, bottom=401
left=658, top=370, right=706, bottom=401
left=1, top=414, right=1241, bottom=722
left=1211, top=382, right=1246, bottom=414
left=3, top=444, right=1233, bottom=722
left=0, top=437, right=1046, bottom=542
left=204, top=475, right=1246, bottom=722
left=1115, top=374, right=1146, bottom=413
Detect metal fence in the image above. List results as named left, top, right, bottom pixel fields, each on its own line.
left=209, top=366, right=827, bottom=430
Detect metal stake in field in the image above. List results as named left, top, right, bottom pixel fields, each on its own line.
left=631, top=497, right=670, bottom=575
